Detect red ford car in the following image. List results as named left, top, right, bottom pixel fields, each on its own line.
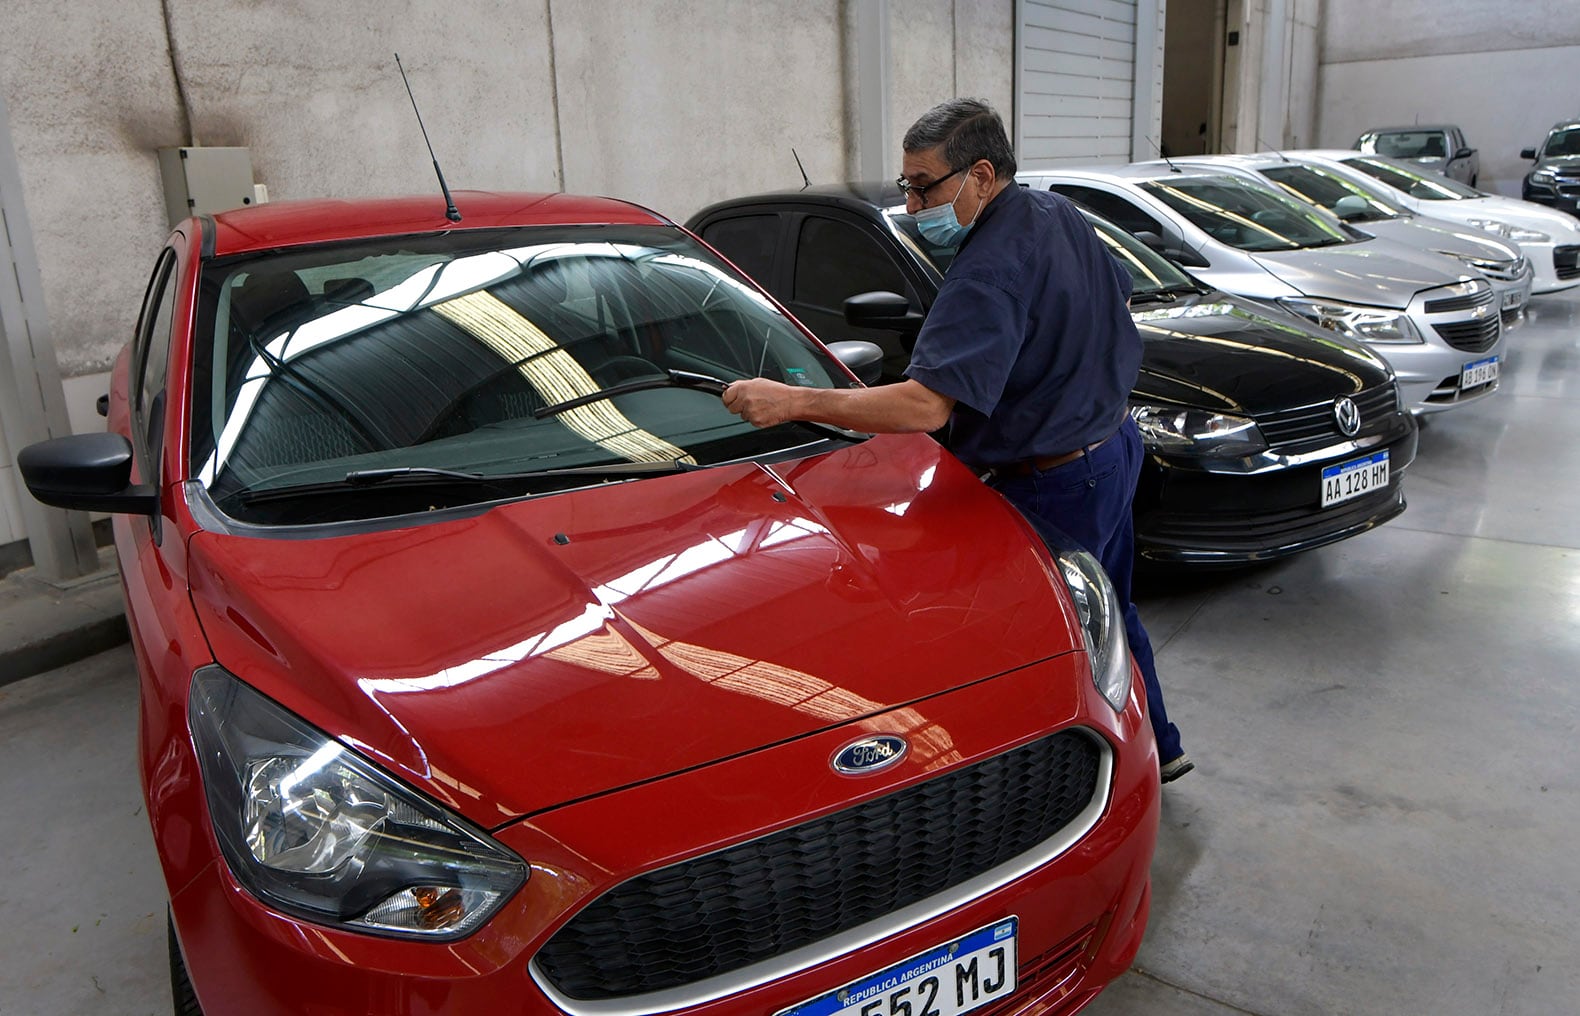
left=20, top=192, right=1158, bottom=1015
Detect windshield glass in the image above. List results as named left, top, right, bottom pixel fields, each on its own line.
left=191, top=225, right=851, bottom=524
left=1137, top=175, right=1351, bottom=251
left=1083, top=214, right=1195, bottom=294
left=1542, top=127, right=1580, bottom=158
left=1356, top=129, right=1449, bottom=160
left=1260, top=164, right=1402, bottom=222
left=1338, top=156, right=1483, bottom=200
left=882, top=207, right=956, bottom=274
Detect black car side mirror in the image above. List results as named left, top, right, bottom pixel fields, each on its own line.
left=826, top=341, right=885, bottom=385
left=18, top=433, right=157, bottom=516
left=844, top=291, right=925, bottom=333
left=1134, top=231, right=1168, bottom=252
left=1453, top=147, right=1475, bottom=161
left=1521, top=147, right=1538, bottom=160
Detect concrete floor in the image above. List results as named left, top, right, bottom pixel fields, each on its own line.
left=2, top=289, right=1578, bottom=1015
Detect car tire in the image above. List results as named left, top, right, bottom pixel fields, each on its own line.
left=168, top=912, right=205, bottom=1016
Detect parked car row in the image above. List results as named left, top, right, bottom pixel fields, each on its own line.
left=688, top=183, right=1416, bottom=566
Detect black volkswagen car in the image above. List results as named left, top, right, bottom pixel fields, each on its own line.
left=1521, top=120, right=1580, bottom=219
left=685, top=183, right=1418, bottom=565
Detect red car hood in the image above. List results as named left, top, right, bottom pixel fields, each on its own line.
left=187, top=435, right=1081, bottom=826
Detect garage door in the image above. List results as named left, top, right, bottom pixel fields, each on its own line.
left=1016, top=0, right=1138, bottom=165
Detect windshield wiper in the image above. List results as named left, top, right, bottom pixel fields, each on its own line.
left=533, top=369, right=730, bottom=419
left=1130, top=290, right=1178, bottom=305
left=533, top=368, right=866, bottom=445
left=235, top=460, right=702, bottom=506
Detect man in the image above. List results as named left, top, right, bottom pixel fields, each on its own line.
left=722, top=98, right=1190, bottom=783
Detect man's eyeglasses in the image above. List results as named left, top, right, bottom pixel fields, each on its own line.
left=896, top=166, right=964, bottom=204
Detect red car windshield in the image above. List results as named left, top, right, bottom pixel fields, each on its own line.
left=189, top=225, right=852, bottom=525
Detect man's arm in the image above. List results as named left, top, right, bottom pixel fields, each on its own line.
left=722, top=377, right=954, bottom=434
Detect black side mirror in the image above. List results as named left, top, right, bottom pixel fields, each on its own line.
left=18, top=433, right=157, bottom=516
left=1136, top=232, right=1209, bottom=269
left=1521, top=147, right=1538, bottom=160
left=95, top=393, right=109, bottom=418
left=825, top=341, right=885, bottom=385
left=843, top=291, right=925, bottom=333
left=1134, top=231, right=1167, bottom=252
left=1454, top=147, right=1475, bottom=161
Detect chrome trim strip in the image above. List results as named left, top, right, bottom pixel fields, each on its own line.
left=528, top=732, right=1115, bottom=1016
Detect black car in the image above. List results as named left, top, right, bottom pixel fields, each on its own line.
left=1521, top=120, right=1580, bottom=218
left=685, top=183, right=1419, bottom=565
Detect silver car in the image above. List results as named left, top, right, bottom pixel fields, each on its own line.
left=1015, top=164, right=1505, bottom=414
left=1354, top=125, right=1479, bottom=187
left=1168, top=153, right=1533, bottom=318
left=1292, top=150, right=1580, bottom=294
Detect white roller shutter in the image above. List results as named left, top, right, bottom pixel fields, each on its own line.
left=1016, top=0, right=1138, bottom=166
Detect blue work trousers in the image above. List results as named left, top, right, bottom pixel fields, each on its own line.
left=989, top=417, right=1183, bottom=762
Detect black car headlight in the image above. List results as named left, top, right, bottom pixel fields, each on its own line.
left=189, top=667, right=527, bottom=939
left=1055, top=550, right=1132, bottom=712
left=1130, top=404, right=1268, bottom=455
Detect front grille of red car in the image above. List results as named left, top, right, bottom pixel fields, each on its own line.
left=974, top=924, right=1100, bottom=1016
left=533, top=730, right=1102, bottom=1001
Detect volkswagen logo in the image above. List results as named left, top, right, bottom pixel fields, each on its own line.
left=832, top=735, right=908, bottom=775
left=1333, top=397, right=1361, bottom=437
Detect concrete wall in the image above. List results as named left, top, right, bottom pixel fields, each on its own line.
left=1162, top=0, right=1218, bottom=157
left=1316, top=0, right=1580, bottom=196
left=0, top=0, right=1014, bottom=385
left=0, top=0, right=1015, bottom=554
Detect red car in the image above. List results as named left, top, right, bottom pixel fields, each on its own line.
left=20, top=191, right=1158, bottom=1015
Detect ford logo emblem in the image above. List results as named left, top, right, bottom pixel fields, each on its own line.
left=832, top=735, right=908, bottom=775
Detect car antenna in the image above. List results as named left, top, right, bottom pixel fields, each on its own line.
left=395, top=53, right=461, bottom=223
left=1147, top=137, right=1182, bottom=173
left=792, top=148, right=811, bottom=190
left=1258, top=135, right=1292, bottom=162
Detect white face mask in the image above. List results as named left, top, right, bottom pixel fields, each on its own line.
left=914, top=173, right=979, bottom=247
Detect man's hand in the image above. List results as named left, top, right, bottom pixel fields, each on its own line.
left=723, top=378, right=802, bottom=428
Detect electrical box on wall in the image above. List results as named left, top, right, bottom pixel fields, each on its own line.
left=156, top=147, right=263, bottom=227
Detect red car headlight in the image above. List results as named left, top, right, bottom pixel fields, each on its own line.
left=1055, top=550, right=1133, bottom=712
left=188, top=667, right=527, bottom=939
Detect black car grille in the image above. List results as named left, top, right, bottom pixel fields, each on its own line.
left=1140, top=485, right=1402, bottom=554
left=1557, top=246, right=1580, bottom=281
left=1424, top=287, right=1495, bottom=314
left=534, top=731, right=1103, bottom=1001
left=1432, top=316, right=1500, bottom=352
left=1254, top=383, right=1398, bottom=449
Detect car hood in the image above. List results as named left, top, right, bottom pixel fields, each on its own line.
left=1248, top=241, right=1475, bottom=308
left=1130, top=291, right=1392, bottom=414
left=1533, top=156, right=1580, bottom=174
left=1452, top=195, right=1580, bottom=239
left=1366, top=218, right=1519, bottom=261
left=186, top=435, right=1078, bottom=826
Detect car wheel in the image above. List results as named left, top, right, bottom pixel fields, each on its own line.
left=168, top=912, right=205, bottom=1016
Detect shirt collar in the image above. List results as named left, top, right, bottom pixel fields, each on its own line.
left=955, top=182, right=1023, bottom=254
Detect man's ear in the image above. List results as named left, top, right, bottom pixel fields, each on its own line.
left=970, top=159, right=996, bottom=194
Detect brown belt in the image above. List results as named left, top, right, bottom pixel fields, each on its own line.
left=992, top=430, right=1118, bottom=478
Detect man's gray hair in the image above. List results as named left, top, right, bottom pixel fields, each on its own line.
left=903, top=99, right=1018, bottom=180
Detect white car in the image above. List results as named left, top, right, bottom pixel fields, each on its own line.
left=1016, top=164, right=1505, bottom=414
left=1163, top=153, right=1533, bottom=318
left=1288, top=149, right=1580, bottom=294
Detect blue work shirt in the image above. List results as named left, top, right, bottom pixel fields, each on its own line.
left=904, top=185, right=1141, bottom=469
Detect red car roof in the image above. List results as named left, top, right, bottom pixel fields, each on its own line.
left=204, top=190, right=671, bottom=257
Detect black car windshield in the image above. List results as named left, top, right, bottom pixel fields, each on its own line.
left=1138, top=175, right=1351, bottom=251
left=1541, top=127, right=1580, bottom=158
left=1356, top=129, right=1448, bottom=160
left=882, top=207, right=956, bottom=274
left=1338, top=156, right=1483, bottom=200
left=1260, top=164, right=1402, bottom=222
left=191, top=225, right=852, bottom=524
